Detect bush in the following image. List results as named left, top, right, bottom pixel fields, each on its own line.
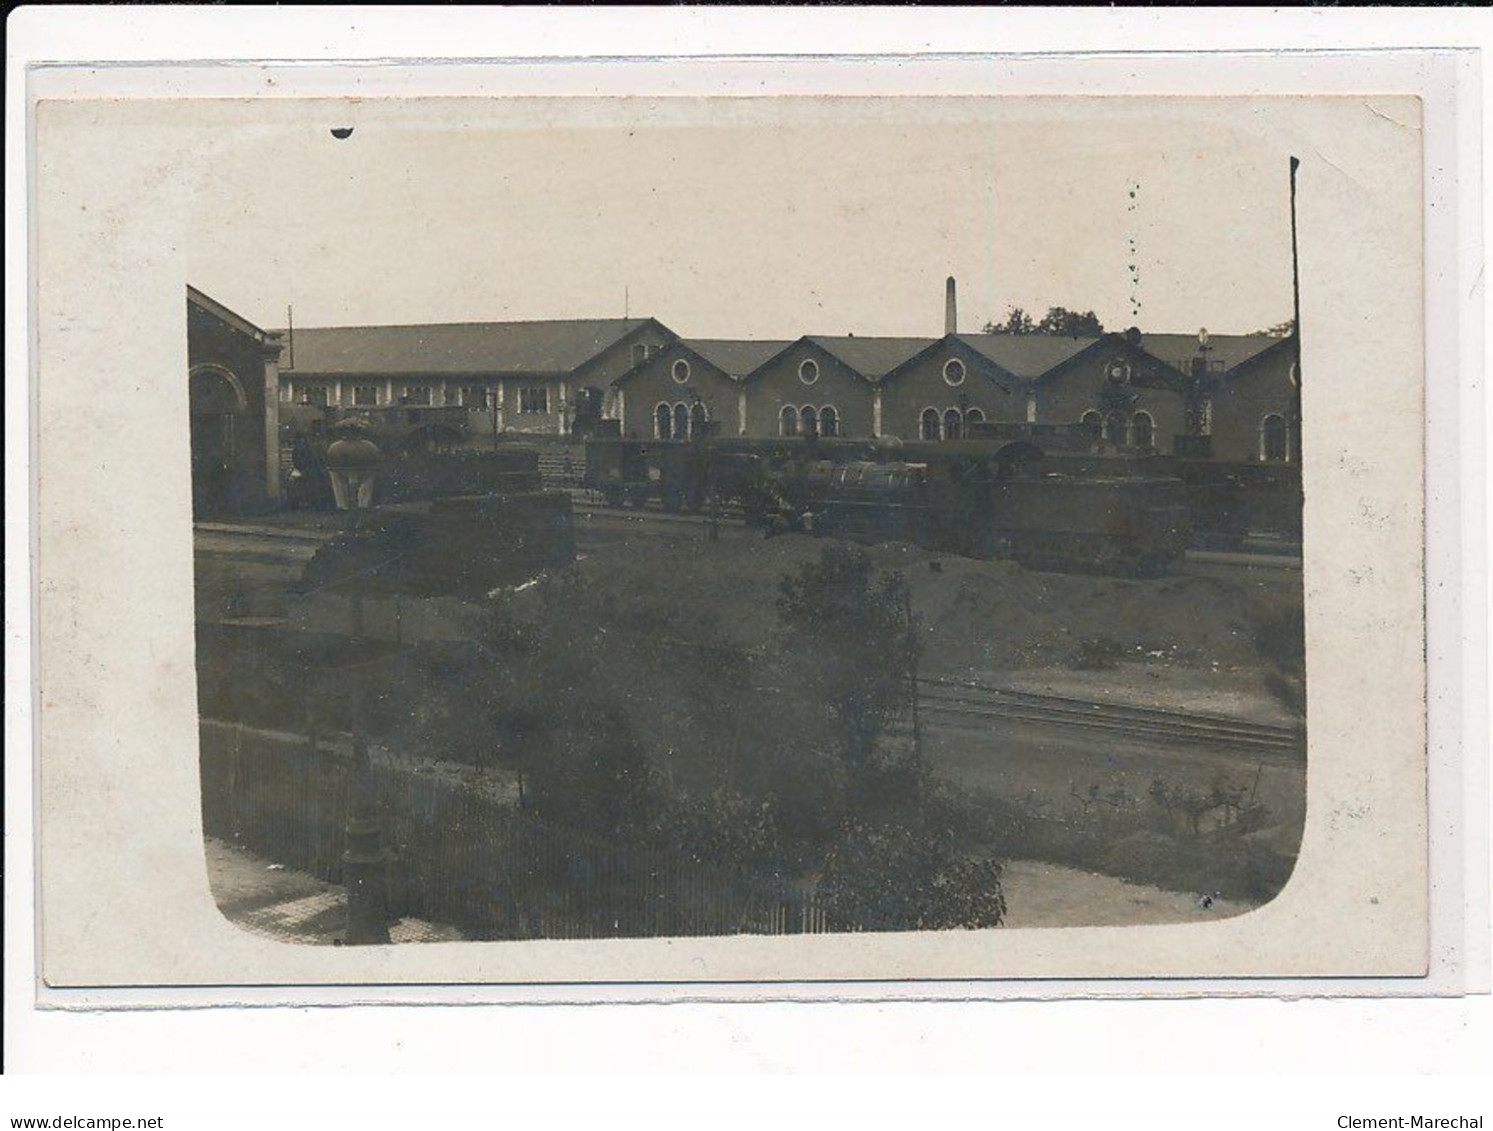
left=1070, top=636, right=1125, bottom=671
left=776, top=545, right=918, bottom=786
left=522, top=702, right=662, bottom=840
left=818, top=819, right=1006, bottom=931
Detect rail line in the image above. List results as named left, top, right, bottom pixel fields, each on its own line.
left=916, top=677, right=1304, bottom=758
left=192, top=529, right=1302, bottom=759
left=571, top=502, right=748, bottom=533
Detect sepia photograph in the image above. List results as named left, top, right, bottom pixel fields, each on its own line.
left=26, top=62, right=1442, bottom=992
left=182, top=96, right=1312, bottom=946
left=10, top=9, right=1492, bottom=1116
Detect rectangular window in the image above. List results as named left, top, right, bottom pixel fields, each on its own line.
left=520, top=386, right=550, bottom=414
left=1181, top=357, right=1227, bottom=376
left=300, top=384, right=329, bottom=407
left=354, top=385, right=379, bottom=406
left=401, top=384, right=432, bottom=406
left=460, top=385, right=489, bottom=410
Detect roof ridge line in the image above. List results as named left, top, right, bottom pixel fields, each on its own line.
left=283, top=316, right=656, bottom=332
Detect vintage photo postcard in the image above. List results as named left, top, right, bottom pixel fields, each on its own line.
left=20, top=49, right=1477, bottom=1002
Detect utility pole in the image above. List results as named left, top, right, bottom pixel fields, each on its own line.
left=1289, top=155, right=1303, bottom=468
left=325, top=437, right=391, bottom=945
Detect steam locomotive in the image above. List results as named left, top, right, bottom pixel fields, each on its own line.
left=583, top=423, right=1194, bottom=577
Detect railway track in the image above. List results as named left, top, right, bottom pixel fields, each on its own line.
left=571, top=501, right=747, bottom=532
left=642, top=635, right=1302, bottom=760
left=193, top=527, right=1301, bottom=759
left=915, top=677, right=1304, bottom=758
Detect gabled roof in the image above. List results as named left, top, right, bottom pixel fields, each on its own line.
left=613, top=338, right=795, bottom=386
left=1138, top=333, right=1283, bottom=376
left=805, top=336, right=938, bottom=380
left=685, top=339, right=797, bottom=380
left=1217, top=333, right=1298, bottom=380
left=955, top=333, right=1101, bottom=379
left=279, top=318, right=671, bottom=376
left=187, top=285, right=280, bottom=346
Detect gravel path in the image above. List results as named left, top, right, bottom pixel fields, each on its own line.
left=999, top=859, right=1252, bottom=928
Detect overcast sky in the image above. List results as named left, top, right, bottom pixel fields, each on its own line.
left=183, top=97, right=1299, bottom=340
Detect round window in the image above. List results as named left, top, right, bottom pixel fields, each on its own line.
left=798, top=359, right=820, bottom=386
left=671, top=359, right=691, bottom=384
left=1106, top=359, right=1131, bottom=385
left=943, top=358, right=966, bottom=387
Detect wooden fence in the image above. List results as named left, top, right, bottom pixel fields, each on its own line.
left=200, top=720, right=832, bottom=940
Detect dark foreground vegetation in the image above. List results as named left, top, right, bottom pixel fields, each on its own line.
left=199, top=536, right=1305, bottom=931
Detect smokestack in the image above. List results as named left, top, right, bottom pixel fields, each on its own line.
left=945, top=276, right=958, bottom=335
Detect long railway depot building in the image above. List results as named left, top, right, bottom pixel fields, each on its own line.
left=200, top=280, right=1300, bottom=514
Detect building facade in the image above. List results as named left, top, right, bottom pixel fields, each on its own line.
left=878, top=333, right=1099, bottom=442
left=259, top=281, right=1297, bottom=475
left=1202, top=335, right=1299, bottom=464
left=187, top=286, right=284, bottom=517
left=739, top=336, right=932, bottom=440
left=1031, top=333, right=1189, bottom=453
left=278, top=317, right=677, bottom=438
left=611, top=338, right=793, bottom=439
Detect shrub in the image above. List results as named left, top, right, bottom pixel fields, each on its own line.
left=1071, top=636, right=1125, bottom=671
left=776, top=545, right=918, bottom=788
left=817, top=819, right=1006, bottom=931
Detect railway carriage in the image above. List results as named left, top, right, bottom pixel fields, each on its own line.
left=581, top=428, right=1193, bottom=577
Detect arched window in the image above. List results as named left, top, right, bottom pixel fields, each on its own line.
left=1261, top=414, right=1288, bottom=462
left=964, top=407, right=985, bottom=427
left=819, top=405, right=839, bottom=438
left=1103, top=412, right=1127, bottom=445
left=1080, top=410, right=1102, bottom=437
left=190, top=368, right=247, bottom=518
left=920, top=408, right=941, bottom=441
left=689, top=401, right=707, bottom=436
left=673, top=403, right=690, bottom=439
left=801, top=405, right=819, bottom=438
left=780, top=405, right=799, bottom=437
left=655, top=403, right=672, bottom=439
left=1131, top=411, right=1155, bottom=449
left=191, top=367, right=246, bottom=414
left=943, top=408, right=963, bottom=441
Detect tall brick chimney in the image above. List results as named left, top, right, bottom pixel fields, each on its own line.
left=945, top=276, right=958, bottom=335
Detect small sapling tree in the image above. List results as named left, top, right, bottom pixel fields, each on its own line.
left=776, top=544, right=920, bottom=806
